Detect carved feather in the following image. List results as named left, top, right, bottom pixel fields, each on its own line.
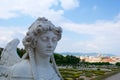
left=0, top=39, right=21, bottom=66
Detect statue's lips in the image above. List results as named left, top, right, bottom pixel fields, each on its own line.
left=46, top=49, right=53, bottom=51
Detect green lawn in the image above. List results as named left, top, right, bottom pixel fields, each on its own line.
left=59, top=68, right=120, bottom=80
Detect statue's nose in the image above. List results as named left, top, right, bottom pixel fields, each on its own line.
left=47, top=40, right=53, bottom=48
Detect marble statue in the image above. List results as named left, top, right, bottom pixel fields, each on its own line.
left=0, top=17, right=63, bottom=80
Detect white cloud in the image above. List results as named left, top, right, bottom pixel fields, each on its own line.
left=0, top=0, right=63, bottom=22
left=58, top=16, right=120, bottom=54
left=0, top=0, right=79, bottom=22
left=59, top=0, right=79, bottom=10
left=62, top=19, right=120, bottom=37
left=0, top=26, right=27, bottom=48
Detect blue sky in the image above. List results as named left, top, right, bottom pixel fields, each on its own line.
left=0, top=0, right=120, bottom=56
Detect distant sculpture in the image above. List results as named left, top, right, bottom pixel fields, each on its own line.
left=0, top=17, right=63, bottom=80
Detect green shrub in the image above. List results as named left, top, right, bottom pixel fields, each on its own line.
left=85, top=72, right=93, bottom=77
left=93, top=71, right=105, bottom=76
left=79, top=78, right=84, bottom=80
left=64, top=78, right=73, bottom=80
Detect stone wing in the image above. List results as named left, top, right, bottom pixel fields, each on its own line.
left=0, top=66, right=10, bottom=80
left=0, top=39, right=21, bottom=66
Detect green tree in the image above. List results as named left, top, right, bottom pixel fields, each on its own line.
left=54, top=54, right=80, bottom=66
left=0, top=47, right=3, bottom=59
left=65, top=55, right=80, bottom=65
left=17, top=48, right=26, bottom=58
left=54, top=53, right=66, bottom=65
left=116, top=62, right=120, bottom=66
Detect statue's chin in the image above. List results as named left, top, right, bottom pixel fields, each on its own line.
left=38, top=51, right=53, bottom=57
left=44, top=52, right=53, bottom=56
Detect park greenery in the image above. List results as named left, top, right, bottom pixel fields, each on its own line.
left=59, top=68, right=120, bottom=80
left=54, top=53, right=80, bottom=66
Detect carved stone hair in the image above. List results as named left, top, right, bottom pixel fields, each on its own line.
left=23, top=17, right=62, bottom=48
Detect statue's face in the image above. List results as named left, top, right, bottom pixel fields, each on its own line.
left=36, top=31, right=58, bottom=56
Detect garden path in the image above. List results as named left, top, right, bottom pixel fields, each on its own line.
left=105, top=72, right=120, bottom=80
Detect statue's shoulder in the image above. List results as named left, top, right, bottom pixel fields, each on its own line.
left=11, top=59, right=33, bottom=78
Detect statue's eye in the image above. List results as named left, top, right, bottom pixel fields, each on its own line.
left=41, top=36, right=48, bottom=41
left=52, top=37, right=57, bottom=42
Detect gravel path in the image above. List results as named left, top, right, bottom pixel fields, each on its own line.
left=105, top=72, right=120, bottom=80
